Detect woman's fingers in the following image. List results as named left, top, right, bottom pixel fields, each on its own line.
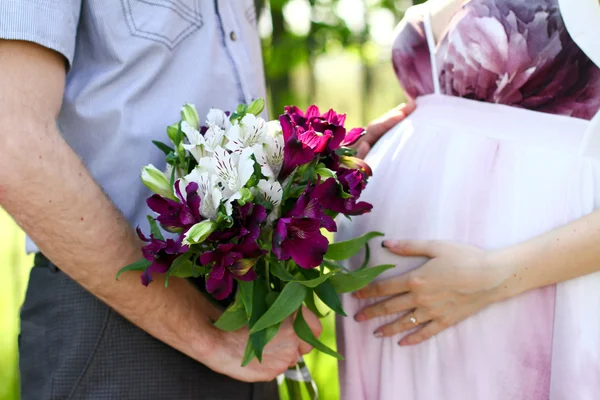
left=355, top=102, right=416, bottom=158
left=373, top=309, right=432, bottom=338
left=353, top=273, right=414, bottom=299
left=355, top=293, right=414, bottom=321
left=383, top=239, right=443, bottom=258
left=399, top=317, right=452, bottom=346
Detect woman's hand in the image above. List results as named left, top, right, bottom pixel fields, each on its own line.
left=354, top=102, right=416, bottom=158
left=353, top=240, right=510, bottom=346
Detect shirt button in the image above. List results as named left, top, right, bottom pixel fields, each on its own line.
left=230, top=31, right=237, bottom=41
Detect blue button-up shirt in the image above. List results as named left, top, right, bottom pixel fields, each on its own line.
left=0, top=0, right=268, bottom=252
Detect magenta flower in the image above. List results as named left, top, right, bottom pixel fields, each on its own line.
left=342, top=127, right=365, bottom=146
left=311, top=173, right=372, bottom=216
left=147, top=180, right=201, bottom=232
left=279, top=114, right=315, bottom=178
left=272, top=217, right=329, bottom=269
left=201, top=241, right=264, bottom=300
left=208, top=203, right=267, bottom=242
left=288, top=187, right=337, bottom=232
left=137, top=228, right=189, bottom=286
left=281, top=105, right=366, bottom=156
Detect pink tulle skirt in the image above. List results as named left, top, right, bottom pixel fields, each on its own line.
left=336, top=94, right=600, bottom=400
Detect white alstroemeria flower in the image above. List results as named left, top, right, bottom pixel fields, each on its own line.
left=253, top=120, right=284, bottom=178
left=204, top=124, right=227, bottom=154
left=258, top=179, right=283, bottom=224
left=181, top=120, right=228, bottom=161
left=181, top=121, right=207, bottom=161
left=257, top=179, right=283, bottom=208
left=181, top=168, right=223, bottom=220
left=212, top=147, right=256, bottom=198
left=226, top=114, right=268, bottom=153
left=206, top=108, right=231, bottom=131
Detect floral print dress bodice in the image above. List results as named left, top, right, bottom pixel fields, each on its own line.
left=392, top=0, right=600, bottom=120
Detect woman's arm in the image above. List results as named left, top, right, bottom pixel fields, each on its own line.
left=352, top=208, right=600, bottom=346
left=493, top=208, right=600, bottom=301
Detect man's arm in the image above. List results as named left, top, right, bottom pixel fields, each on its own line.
left=0, top=40, right=317, bottom=382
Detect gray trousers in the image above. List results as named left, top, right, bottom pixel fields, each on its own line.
left=19, top=255, right=278, bottom=400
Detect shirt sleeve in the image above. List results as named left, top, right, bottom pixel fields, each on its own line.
left=0, top=0, right=82, bottom=67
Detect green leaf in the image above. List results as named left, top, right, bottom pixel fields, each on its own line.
left=250, top=323, right=281, bottom=363
left=304, top=289, right=327, bottom=319
left=165, top=254, right=195, bottom=286
left=249, top=282, right=307, bottom=333
left=214, top=293, right=248, bottom=332
left=359, top=243, right=371, bottom=271
left=152, top=140, right=174, bottom=156
left=293, top=309, right=343, bottom=360
left=296, top=270, right=339, bottom=288
left=329, top=264, right=395, bottom=293
left=247, top=278, right=271, bottom=362
left=313, top=279, right=346, bottom=317
left=238, top=280, right=254, bottom=319
left=325, top=231, right=384, bottom=261
left=241, top=338, right=256, bottom=366
left=147, top=215, right=165, bottom=240
left=116, top=259, right=150, bottom=281
left=241, top=323, right=281, bottom=366
left=270, top=262, right=296, bottom=282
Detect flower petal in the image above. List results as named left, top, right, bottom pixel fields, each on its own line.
left=342, top=127, right=366, bottom=146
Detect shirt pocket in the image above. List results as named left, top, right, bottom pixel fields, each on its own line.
left=121, top=0, right=203, bottom=49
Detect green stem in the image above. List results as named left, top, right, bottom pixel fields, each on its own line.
left=265, top=258, right=271, bottom=292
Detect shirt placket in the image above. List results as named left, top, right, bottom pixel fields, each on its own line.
left=214, top=0, right=255, bottom=105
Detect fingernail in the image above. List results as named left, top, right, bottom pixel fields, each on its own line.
left=381, top=241, right=387, bottom=248
left=354, top=313, right=366, bottom=322
left=382, top=240, right=398, bottom=248
left=374, top=330, right=384, bottom=338
left=398, top=338, right=409, bottom=346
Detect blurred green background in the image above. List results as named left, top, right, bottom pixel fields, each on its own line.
left=0, top=0, right=417, bottom=398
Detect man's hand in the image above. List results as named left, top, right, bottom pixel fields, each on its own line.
left=0, top=40, right=320, bottom=382
left=208, top=308, right=322, bottom=382
left=354, top=102, right=416, bottom=159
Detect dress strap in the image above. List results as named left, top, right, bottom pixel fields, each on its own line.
left=423, top=5, right=442, bottom=95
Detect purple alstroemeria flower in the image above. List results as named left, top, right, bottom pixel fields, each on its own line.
left=147, top=180, right=202, bottom=232
left=288, top=187, right=337, bottom=232
left=201, top=241, right=264, bottom=300
left=283, top=105, right=366, bottom=153
left=279, top=114, right=315, bottom=178
left=341, top=127, right=365, bottom=147
left=272, top=217, right=329, bottom=269
left=137, top=228, right=189, bottom=286
left=339, top=155, right=373, bottom=176
left=311, top=174, right=372, bottom=216
left=208, top=202, right=267, bottom=242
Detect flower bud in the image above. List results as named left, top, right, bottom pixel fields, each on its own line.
left=182, top=220, right=217, bottom=245
left=181, top=103, right=200, bottom=130
left=246, top=98, right=265, bottom=116
left=141, top=165, right=177, bottom=200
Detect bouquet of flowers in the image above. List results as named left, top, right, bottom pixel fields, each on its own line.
left=118, top=99, right=392, bottom=399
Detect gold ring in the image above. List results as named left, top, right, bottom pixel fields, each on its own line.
left=409, top=312, right=419, bottom=326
